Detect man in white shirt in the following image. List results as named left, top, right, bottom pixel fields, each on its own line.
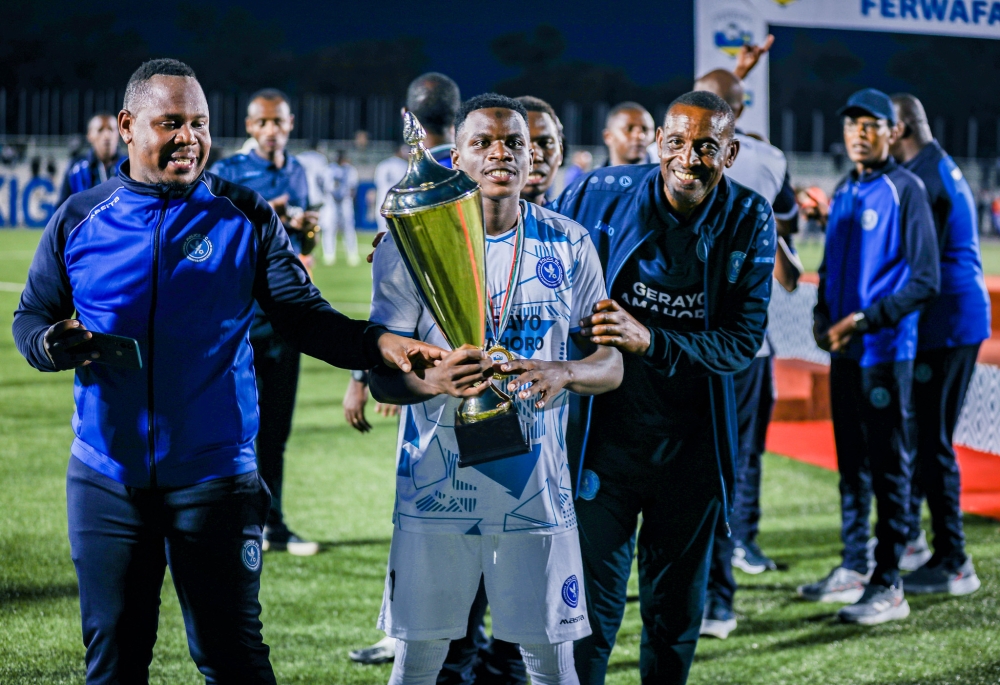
left=321, top=150, right=360, bottom=266
left=369, top=93, right=622, bottom=685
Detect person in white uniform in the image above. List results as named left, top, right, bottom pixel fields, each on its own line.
left=368, top=93, right=623, bottom=685
left=322, top=150, right=360, bottom=265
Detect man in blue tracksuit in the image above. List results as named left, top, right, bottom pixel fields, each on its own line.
left=552, top=90, right=776, bottom=684
left=890, top=93, right=987, bottom=595
left=211, top=88, right=321, bottom=556
left=803, top=89, right=939, bottom=625
left=58, top=113, right=123, bottom=206
left=12, top=59, right=440, bottom=685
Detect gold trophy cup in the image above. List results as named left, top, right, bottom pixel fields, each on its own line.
left=380, top=112, right=529, bottom=466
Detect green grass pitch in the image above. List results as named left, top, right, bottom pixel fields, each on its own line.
left=1, top=229, right=999, bottom=684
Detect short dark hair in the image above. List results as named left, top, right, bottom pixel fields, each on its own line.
left=666, top=91, right=735, bottom=132
left=248, top=88, right=290, bottom=109
left=454, top=93, right=529, bottom=137
left=123, top=59, right=197, bottom=111
left=516, top=95, right=566, bottom=166
left=406, top=73, right=461, bottom=136
left=606, top=101, right=651, bottom=127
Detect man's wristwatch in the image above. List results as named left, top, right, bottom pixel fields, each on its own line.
left=852, top=311, right=869, bottom=333
left=351, top=369, right=370, bottom=384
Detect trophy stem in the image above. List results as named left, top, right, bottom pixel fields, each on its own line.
left=457, top=384, right=514, bottom=424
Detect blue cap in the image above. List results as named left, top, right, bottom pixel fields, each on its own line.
left=837, top=88, right=896, bottom=125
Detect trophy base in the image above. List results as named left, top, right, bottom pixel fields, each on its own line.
left=455, top=409, right=530, bottom=468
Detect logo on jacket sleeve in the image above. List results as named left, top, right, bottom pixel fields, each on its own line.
left=727, top=251, right=747, bottom=283
left=183, top=234, right=213, bottom=262
left=578, top=469, right=600, bottom=500
left=536, top=256, right=565, bottom=288
left=562, top=575, right=580, bottom=608
left=861, top=209, right=879, bottom=231
left=242, top=539, right=262, bottom=572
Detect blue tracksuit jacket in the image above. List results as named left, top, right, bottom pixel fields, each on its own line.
left=13, top=163, right=386, bottom=488
left=816, top=158, right=939, bottom=367
left=552, top=165, right=777, bottom=514
left=58, top=150, right=124, bottom=206
left=901, top=141, right=990, bottom=350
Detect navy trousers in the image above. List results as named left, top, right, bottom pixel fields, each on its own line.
left=830, top=358, right=916, bottom=588
left=905, top=344, right=979, bottom=569
left=67, top=457, right=275, bottom=684
left=251, top=333, right=301, bottom=534
left=574, top=451, right=720, bottom=685
left=707, top=356, right=773, bottom=609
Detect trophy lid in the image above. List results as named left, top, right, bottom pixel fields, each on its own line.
left=381, top=112, right=479, bottom=217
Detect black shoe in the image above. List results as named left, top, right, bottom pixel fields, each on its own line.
left=263, top=526, right=319, bottom=556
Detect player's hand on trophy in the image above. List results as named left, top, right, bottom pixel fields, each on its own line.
left=420, top=344, right=494, bottom=398
left=344, top=378, right=373, bottom=433
left=268, top=193, right=290, bottom=222
left=44, top=319, right=99, bottom=370
left=579, top=299, right=651, bottom=356
left=500, top=359, right=572, bottom=409
left=377, top=332, right=448, bottom=373
left=366, top=231, right=386, bottom=264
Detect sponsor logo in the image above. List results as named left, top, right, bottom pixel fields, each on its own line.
left=242, top=539, right=261, bottom=572
left=727, top=251, right=747, bottom=283
left=562, top=575, right=580, bottom=608
left=870, top=387, right=891, bottom=409
left=559, top=614, right=586, bottom=625
left=619, top=176, right=632, bottom=188
left=579, top=469, right=600, bottom=500
left=589, top=176, right=599, bottom=184
left=713, top=11, right=755, bottom=57
left=861, top=209, right=879, bottom=231
left=915, top=363, right=933, bottom=384
left=604, top=175, right=616, bottom=184
left=536, top=256, right=565, bottom=289
left=183, top=233, right=213, bottom=262
left=89, top=194, right=120, bottom=220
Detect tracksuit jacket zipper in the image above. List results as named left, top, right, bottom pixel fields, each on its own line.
left=147, top=198, right=168, bottom=488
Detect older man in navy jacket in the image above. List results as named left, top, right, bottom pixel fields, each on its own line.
left=801, top=89, right=939, bottom=626
left=552, top=90, right=776, bottom=685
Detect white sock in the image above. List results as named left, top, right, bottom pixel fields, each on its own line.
left=519, top=641, right=578, bottom=685
left=386, top=638, right=450, bottom=685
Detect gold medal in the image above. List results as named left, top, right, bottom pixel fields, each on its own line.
left=487, top=344, right=515, bottom=379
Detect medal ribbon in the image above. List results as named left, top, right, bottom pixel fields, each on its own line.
left=486, top=210, right=525, bottom=346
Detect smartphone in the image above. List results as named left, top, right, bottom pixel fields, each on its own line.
left=77, top=332, right=143, bottom=370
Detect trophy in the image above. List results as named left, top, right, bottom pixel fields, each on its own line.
left=381, top=112, right=529, bottom=467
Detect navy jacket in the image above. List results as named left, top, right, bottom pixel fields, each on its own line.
left=816, top=158, right=939, bottom=367
left=211, top=150, right=311, bottom=339
left=901, top=141, right=990, bottom=350
left=552, top=164, right=777, bottom=514
left=58, top=150, right=123, bottom=206
left=14, top=163, right=386, bottom=488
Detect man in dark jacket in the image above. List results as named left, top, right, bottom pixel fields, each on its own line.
left=552, top=90, right=776, bottom=685
left=801, top=88, right=939, bottom=625
left=12, top=58, right=441, bottom=685
left=890, top=93, right=987, bottom=596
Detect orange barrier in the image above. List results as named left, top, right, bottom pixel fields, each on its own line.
left=766, top=420, right=1000, bottom=521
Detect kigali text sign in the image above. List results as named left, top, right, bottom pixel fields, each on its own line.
left=695, top=0, right=1000, bottom=138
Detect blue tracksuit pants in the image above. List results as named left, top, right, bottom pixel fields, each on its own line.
left=830, top=358, right=916, bottom=588
left=906, top=344, right=979, bottom=569
left=67, top=457, right=275, bottom=684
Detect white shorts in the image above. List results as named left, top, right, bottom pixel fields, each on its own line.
left=377, top=528, right=591, bottom=645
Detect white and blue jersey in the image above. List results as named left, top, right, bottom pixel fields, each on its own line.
left=370, top=200, right=606, bottom=536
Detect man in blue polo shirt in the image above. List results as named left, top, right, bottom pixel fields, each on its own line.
left=890, top=93, right=987, bottom=596
left=212, top=89, right=321, bottom=556
left=58, top=113, right=123, bottom=205
left=802, top=89, right=939, bottom=625
left=553, top=90, right=776, bottom=685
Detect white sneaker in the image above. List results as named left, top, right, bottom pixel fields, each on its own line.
left=904, top=556, right=981, bottom=596
left=346, top=253, right=360, bottom=267
left=349, top=636, right=396, bottom=664
left=837, top=583, right=910, bottom=625
left=323, top=254, right=336, bottom=266
left=899, top=530, right=933, bottom=572
left=797, top=566, right=871, bottom=603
